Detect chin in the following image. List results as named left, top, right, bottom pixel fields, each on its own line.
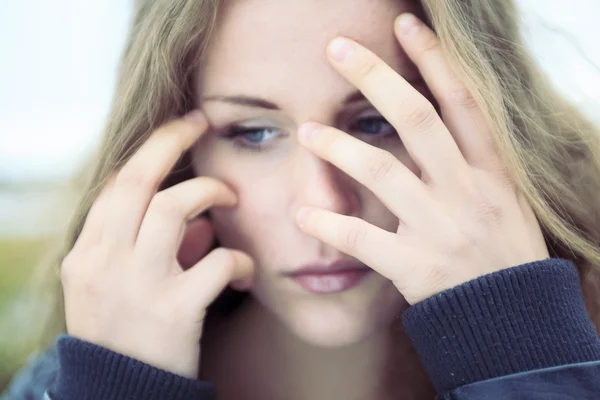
left=252, top=273, right=406, bottom=348
left=285, top=302, right=385, bottom=347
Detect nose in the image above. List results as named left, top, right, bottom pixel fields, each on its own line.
left=292, top=147, right=360, bottom=218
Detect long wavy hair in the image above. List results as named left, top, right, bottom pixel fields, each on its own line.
left=5, top=0, right=600, bottom=386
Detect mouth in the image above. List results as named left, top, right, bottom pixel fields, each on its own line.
left=285, top=259, right=372, bottom=295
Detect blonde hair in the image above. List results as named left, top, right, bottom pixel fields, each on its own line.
left=6, top=0, right=600, bottom=384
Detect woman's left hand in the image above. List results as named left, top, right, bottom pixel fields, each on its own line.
left=295, top=13, right=550, bottom=305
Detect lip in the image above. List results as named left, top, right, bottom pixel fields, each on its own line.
left=285, top=259, right=372, bottom=294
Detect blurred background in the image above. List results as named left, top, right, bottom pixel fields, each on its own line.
left=1, top=0, right=599, bottom=390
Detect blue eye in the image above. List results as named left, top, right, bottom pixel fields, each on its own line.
left=223, top=125, right=282, bottom=152
left=239, top=127, right=279, bottom=143
left=226, top=126, right=280, bottom=144
left=353, top=116, right=395, bottom=136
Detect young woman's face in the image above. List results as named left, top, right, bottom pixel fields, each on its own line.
left=193, top=0, right=429, bottom=346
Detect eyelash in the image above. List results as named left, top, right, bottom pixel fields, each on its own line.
left=222, top=126, right=278, bottom=152
left=222, top=116, right=398, bottom=153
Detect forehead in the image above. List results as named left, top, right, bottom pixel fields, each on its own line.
left=197, top=0, right=421, bottom=108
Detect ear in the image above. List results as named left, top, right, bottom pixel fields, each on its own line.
left=177, top=216, right=216, bottom=270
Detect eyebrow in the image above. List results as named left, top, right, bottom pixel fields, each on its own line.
left=201, top=90, right=367, bottom=110
left=202, top=95, right=280, bottom=110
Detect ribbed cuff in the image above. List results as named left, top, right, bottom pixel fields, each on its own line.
left=401, top=258, right=600, bottom=394
left=50, top=335, right=216, bottom=400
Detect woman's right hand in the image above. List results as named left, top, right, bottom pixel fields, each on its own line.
left=60, top=110, right=254, bottom=379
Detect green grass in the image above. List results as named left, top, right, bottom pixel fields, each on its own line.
left=0, top=237, right=56, bottom=392
left=0, top=238, right=51, bottom=300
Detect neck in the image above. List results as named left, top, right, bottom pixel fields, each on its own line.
left=201, top=298, right=435, bottom=400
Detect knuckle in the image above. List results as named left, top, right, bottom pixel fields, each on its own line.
left=342, top=220, right=367, bottom=252
left=117, top=168, right=156, bottom=192
left=464, top=182, right=504, bottom=224
left=445, top=85, right=477, bottom=109
left=61, top=246, right=109, bottom=285
left=62, top=254, right=106, bottom=296
left=79, top=276, right=107, bottom=300
left=476, top=199, right=504, bottom=225
left=60, top=252, right=78, bottom=284
left=366, top=151, right=396, bottom=182
left=405, top=103, right=438, bottom=132
left=420, top=35, right=441, bottom=56
left=446, top=232, right=472, bottom=257
left=354, top=56, right=379, bottom=80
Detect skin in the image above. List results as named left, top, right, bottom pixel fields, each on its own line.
left=194, top=0, right=425, bottom=347
left=62, top=0, right=549, bottom=399
left=193, top=0, right=547, bottom=398
left=193, top=0, right=431, bottom=397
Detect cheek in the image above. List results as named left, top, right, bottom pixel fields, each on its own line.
left=193, top=145, right=299, bottom=267
left=209, top=176, right=290, bottom=259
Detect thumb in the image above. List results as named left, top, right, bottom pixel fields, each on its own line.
left=177, top=217, right=215, bottom=270
left=179, top=247, right=255, bottom=308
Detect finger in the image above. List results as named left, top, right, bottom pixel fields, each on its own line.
left=295, top=206, right=405, bottom=281
left=104, top=111, right=208, bottom=249
left=394, top=13, right=499, bottom=170
left=177, top=217, right=215, bottom=270
left=72, top=173, right=118, bottom=252
left=135, top=177, right=237, bottom=270
left=178, top=247, right=254, bottom=307
left=326, top=36, right=468, bottom=183
left=298, top=122, right=441, bottom=227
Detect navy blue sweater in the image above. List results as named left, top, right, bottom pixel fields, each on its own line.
left=4, top=258, right=600, bottom=399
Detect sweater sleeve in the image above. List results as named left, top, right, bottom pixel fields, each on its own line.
left=48, top=335, right=216, bottom=400
left=401, top=258, right=600, bottom=396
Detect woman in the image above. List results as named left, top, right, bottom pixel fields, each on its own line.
left=3, top=0, right=600, bottom=399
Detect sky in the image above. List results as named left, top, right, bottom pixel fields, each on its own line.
left=1, top=0, right=599, bottom=183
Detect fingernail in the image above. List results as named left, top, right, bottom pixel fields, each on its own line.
left=299, top=122, right=320, bottom=142
left=397, top=13, right=421, bottom=36
left=296, top=207, right=312, bottom=227
left=184, top=110, right=206, bottom=124
left=328, top=38, right=353, bottom=62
